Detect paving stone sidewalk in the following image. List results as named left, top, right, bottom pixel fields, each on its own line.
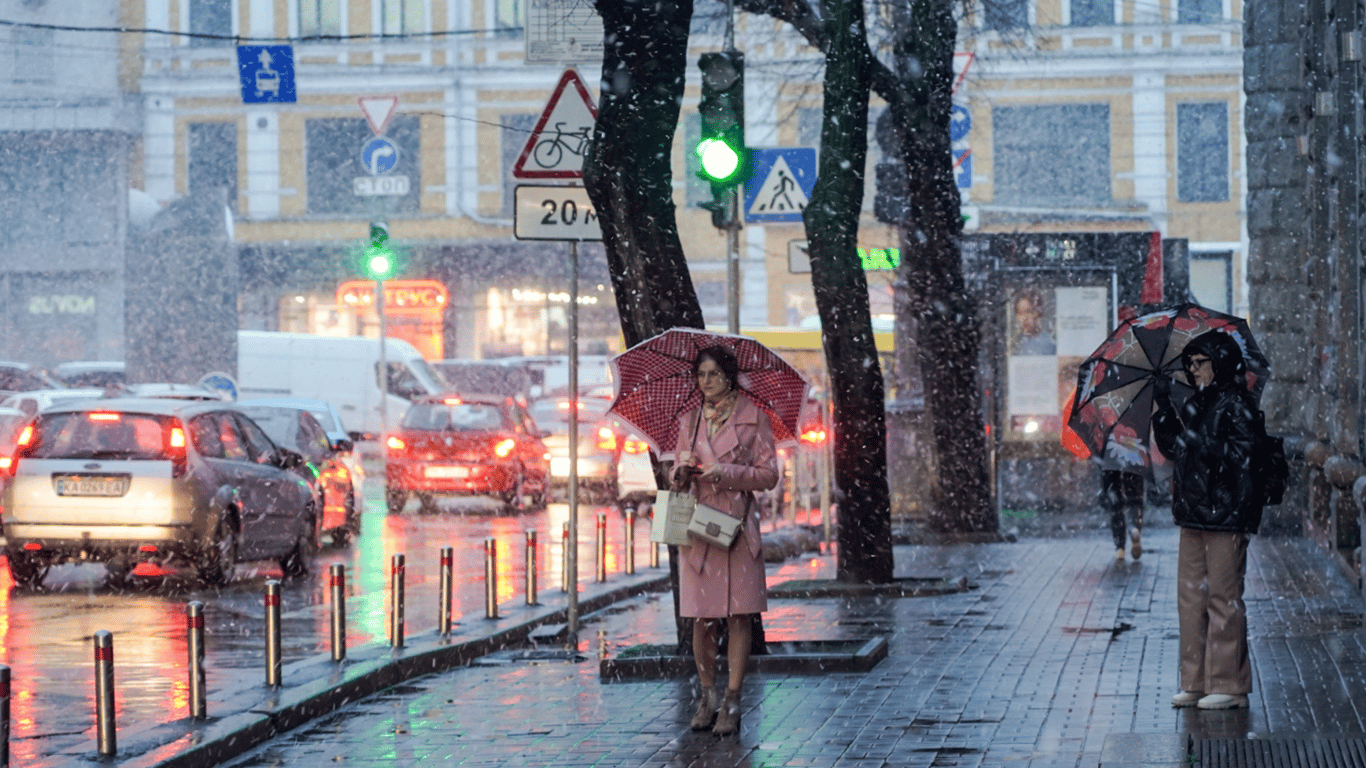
left=194, top=521, right=1366, bottom=768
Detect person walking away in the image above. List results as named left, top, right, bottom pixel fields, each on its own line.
left=670, top=345, right=779, bottom=736
left=1152, top=331, right=1263, bottom=710
left=1101, top=465, right=1145, bottom=561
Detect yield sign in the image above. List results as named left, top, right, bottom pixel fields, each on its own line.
left=358, top=95, right=399, bottom=136
left=512, top=69, right=598, bottom=180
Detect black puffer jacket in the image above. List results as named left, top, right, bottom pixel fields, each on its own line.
left=1152, top=331, right=1263, bottom=534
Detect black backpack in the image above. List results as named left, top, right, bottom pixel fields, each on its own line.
left=1252, top=409, right=1289, bottom=505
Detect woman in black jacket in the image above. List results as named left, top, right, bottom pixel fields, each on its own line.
left=1152, top=330, right=1262, bottom=711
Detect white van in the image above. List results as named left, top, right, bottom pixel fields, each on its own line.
left=237, top=332, right=445, bottom=439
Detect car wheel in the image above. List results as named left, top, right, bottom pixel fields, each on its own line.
left=105, top=556, right=134, bottom=589
left=7, top=551, right=48, bottom=589
left=340, top=484, right=360, bottom=543
left=197, top=514, right=239, bottom=587
left=279, top=531, right=315, bottom=579
left=503, top=469, right=528, bottom=512
left=385, top=487, right=409, bottom=515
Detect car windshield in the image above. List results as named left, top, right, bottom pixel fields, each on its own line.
left=402, top=402, right=506, bottom=432
left=27, top=411, right=173, bottom=460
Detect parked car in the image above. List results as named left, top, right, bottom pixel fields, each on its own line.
left=238, top=401, right=362, bottom=546
left=0, top=398, right=318, bottom=587
left=0, top=361, right=61, bottom=396
left=2, top=388, right=107, bottom=417
left=50, top=361, right=126, bottom=389
left=528, top=390, right=629, bottom=501
left=384, top=394, right=549, bottom=513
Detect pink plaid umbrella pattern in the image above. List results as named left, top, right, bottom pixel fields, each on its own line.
left=607, top=328, right=809, bottom=455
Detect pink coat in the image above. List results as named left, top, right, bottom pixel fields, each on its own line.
left=671, top=393, right=780, bottom=617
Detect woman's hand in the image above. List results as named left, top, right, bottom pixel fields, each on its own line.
left=697, top=464, right=723, bottom=483
left=672, top=463, right=701, bottom=492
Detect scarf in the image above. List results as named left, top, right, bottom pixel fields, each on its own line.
left=701, top=389, right=738, bottom=439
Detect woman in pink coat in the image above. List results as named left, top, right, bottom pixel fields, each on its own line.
left=670, top=345, right=779, bottom=736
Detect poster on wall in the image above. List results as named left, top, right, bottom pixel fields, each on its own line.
left=1001, top=272, right=1114, bottom=445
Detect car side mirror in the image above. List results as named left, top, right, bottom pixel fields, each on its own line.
left=347, top=430, right=364, bottom=442
left=275, top=448, right=305, bottom=469
left=333, top=438, right=354, bottom=454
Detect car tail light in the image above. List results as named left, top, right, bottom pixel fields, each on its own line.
left=387, top=435, right=406, bottom=451
left=623, top=438, right=649, bottom=454
left=494, top=438, right=515, bottom=458
left=0, top=456, right=11, bottom=475
left=4, top=425, right=35, bottom=476
left=166, top=420, right=188, bottom=477
left=596, top=427, right=619, bottom=452
left=800, top=428, right=828, bottom=445
left=442, top=397, right=462, bottom=405
left=88, top=412, right=121, bottom=422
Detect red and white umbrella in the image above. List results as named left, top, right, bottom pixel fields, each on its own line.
left=607, top=328, right=809, bottom=455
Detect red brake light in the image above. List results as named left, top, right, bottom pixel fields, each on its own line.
left=170, top=427, right=186, bottom=449
left=0, top=457, right=11, bottom=475
left=596, top=427, right=618, bottom=452
left=494, top=438, right=515, bottom=458
left=167, top=420, right=188, bottom=477
left=88, top=412, right=121, bottom=422
left=387, top=436, right=406, bottom=451
left=800, top=428, right=827, bottom=445
left=15, top=425, right=33, bottom=448
left=624, top=438, right=649, bottom=454
left=443, top=398, right=462, bottom=405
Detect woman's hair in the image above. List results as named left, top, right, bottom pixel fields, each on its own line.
left=693, top=345, right=739, bottom=390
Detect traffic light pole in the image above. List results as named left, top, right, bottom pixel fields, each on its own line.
left=377, top=278, right=388, bottom=444
left=726, top=187, right=740, bottom=334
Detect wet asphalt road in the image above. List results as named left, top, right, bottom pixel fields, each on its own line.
left=3, top=483, right=648, bottom=765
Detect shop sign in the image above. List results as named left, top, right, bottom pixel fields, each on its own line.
left=336, top=280, right=448, bottom=313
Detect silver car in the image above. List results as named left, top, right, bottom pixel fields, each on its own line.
left=0, top=398, right=318, bottom=587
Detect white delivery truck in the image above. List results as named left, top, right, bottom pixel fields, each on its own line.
left=237, top=331, right=446, bottom=439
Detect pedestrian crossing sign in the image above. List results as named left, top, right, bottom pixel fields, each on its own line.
left=743, top=148, right=818, bottom=223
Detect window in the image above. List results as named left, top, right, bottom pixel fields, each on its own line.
left=12, top=28, right=53, bottom=84
left=1178, top=0, right=1221, bottom=22
left=501, top=113, right=537, bottom=215
left=1176, top=103, right=1229, bottom=202
left=1070, top=0, right=1114, bottom=25
left=1189, top=252, right=1232, bottom=312
left=983, top=0, right=1028, bottom=30
left=496, top=0, right=522, bottom=29
left=383, top=0, right=424, bottom=34
left=304, top=116, right=420, bottom=215
left=233, top=414, right=280, bottom=464
left=299, top=0, right=341, bottom=37
left=189, top=0, right=231, bottom=47
left=992, top=104, right=1110, bottom=205
left=188, top=122, right=238, bottom=214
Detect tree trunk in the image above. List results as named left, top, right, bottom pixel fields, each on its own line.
left=804, top=0, right=894, bottom=583
left=892, top=0, right=995, bottom=533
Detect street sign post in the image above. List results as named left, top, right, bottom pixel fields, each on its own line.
left=237, top=46, right=296, bottom=104
left=512, top=69, right=598, bottom=180
left=514, top=186, right=602, bottom=241
left=743, top=148, right=818, bottom=223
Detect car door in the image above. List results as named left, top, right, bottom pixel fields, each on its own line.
left=187, top=412, right=274, bottom=558
left=232, top=412, right=308, bottom=556
left=213, top=412, right=290, bottom=558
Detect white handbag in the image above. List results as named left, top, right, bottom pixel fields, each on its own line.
left=686, top=501, right=742, bottom=548
left=650, top=490, right=693, bottom=546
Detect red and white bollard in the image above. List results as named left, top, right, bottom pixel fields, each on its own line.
left=390, top=554, right=405, bottom=648
left=438, top=547, right=454, bottom=636
left=330, top=564, right=346, bottom=661
left=187, top=601, right=206, bottom=719
left=94, top=631, right=115, bottom=756
left=265, top=580, right=282, bottom=686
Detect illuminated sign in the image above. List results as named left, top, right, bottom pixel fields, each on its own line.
left=336, top=280, right=448, bottom=314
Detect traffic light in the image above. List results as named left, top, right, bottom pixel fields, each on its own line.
left=364, top=221, right=396, bottom=280
left=696, top=51, right=747, bottom=193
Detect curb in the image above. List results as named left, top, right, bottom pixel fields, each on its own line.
left=40, top=572, right=671, bottom=768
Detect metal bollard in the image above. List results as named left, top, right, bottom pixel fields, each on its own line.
left=330, top=564, right=346, bottom=661
left=525, top=530, right=537, bottom=605
left=650, top=540, right=660, bottom=569
left=390, top=553, right=405, bottom=648
left=484, top=537, right=498, bottom=619
left=595, top=511, right=607, bottom=583
left=265, top=579, right=282, bottom=686
left=438, top=547, right=453, bottom=636
left=597, top=629, right=608, bottom=660
left=561, top=521, right=570, bottom=593
left=624, top=507, right=636, bottom=575
left=187, top=601, right=206, bottom=719
left=0, top=664, right=8, bottom=767
left=94, top=631, right=115, bottom=756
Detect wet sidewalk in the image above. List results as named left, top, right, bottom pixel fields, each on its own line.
left=147, top=519, right=1366, bottom=768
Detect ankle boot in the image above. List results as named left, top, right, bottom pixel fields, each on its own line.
left=690, top=686, right=719, bottom=730
left=713, top=689, right=741, bottom=736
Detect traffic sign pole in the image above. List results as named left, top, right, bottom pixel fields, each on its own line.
left=727, top=187, right=740, bottom=334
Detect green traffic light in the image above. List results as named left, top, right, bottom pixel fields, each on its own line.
left=366, top=249, right=394, bottom=279
left=697, top=138, right=741, bottom=182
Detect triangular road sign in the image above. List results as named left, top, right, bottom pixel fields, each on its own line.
left=747, top=155, right=810, bottom=218
left=358, top=95, right=399, bottom=136
left=512, top=69, right=599, bottom=180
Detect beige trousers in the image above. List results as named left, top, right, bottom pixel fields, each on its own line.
left=1177, top=527, right=1251, bottom=695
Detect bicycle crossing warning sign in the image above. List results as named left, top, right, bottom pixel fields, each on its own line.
left=513, top=68, right=599, bottom=180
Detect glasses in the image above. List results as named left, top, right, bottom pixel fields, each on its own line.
left=695, top=370, right=726, bottom=381
left=1186, top=356, right=1212, bottom=370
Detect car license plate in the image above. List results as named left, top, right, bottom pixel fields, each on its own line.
left=424, top=466, right=470, bottom=479
left=55, top=475, right=130, bottom=497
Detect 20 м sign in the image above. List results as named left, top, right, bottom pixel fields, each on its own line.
left=514, top=185, right=602, bottom=241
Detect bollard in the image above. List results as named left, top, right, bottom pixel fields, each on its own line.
left=265, top=580, right=282, bottom=686
left=94, top=631, right=115, bottom=756
left=624, top=507, right=636, bottom=575
left=561, top=521, right=570, bottom=593
left=597, top=629, right=608, bottom=660
left=187, top=601, right=206, bottom=719
left=330, top=564, right=346, bottom=661
left=390, top=553, right=405, bottom=648
left=0, top=664, right=10, bottom=767
left=438, top=547, right=454, bottom=636
left=650, top=540, right=660, bottom=569
left=595, top=511, right=607, bottom=583
left=525, top=530, right=537, bottom=605
left=484, top=537, right=498, bottom=619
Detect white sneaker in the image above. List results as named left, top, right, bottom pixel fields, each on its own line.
left=1171, top=691, right=1203, bottom=707
left=1197, top=693, right=1248, bottom=710
left=1115, top=547, right=1126, bottom=561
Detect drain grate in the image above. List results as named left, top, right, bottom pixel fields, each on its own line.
left=1197, top=737, right=1366, bottom=767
